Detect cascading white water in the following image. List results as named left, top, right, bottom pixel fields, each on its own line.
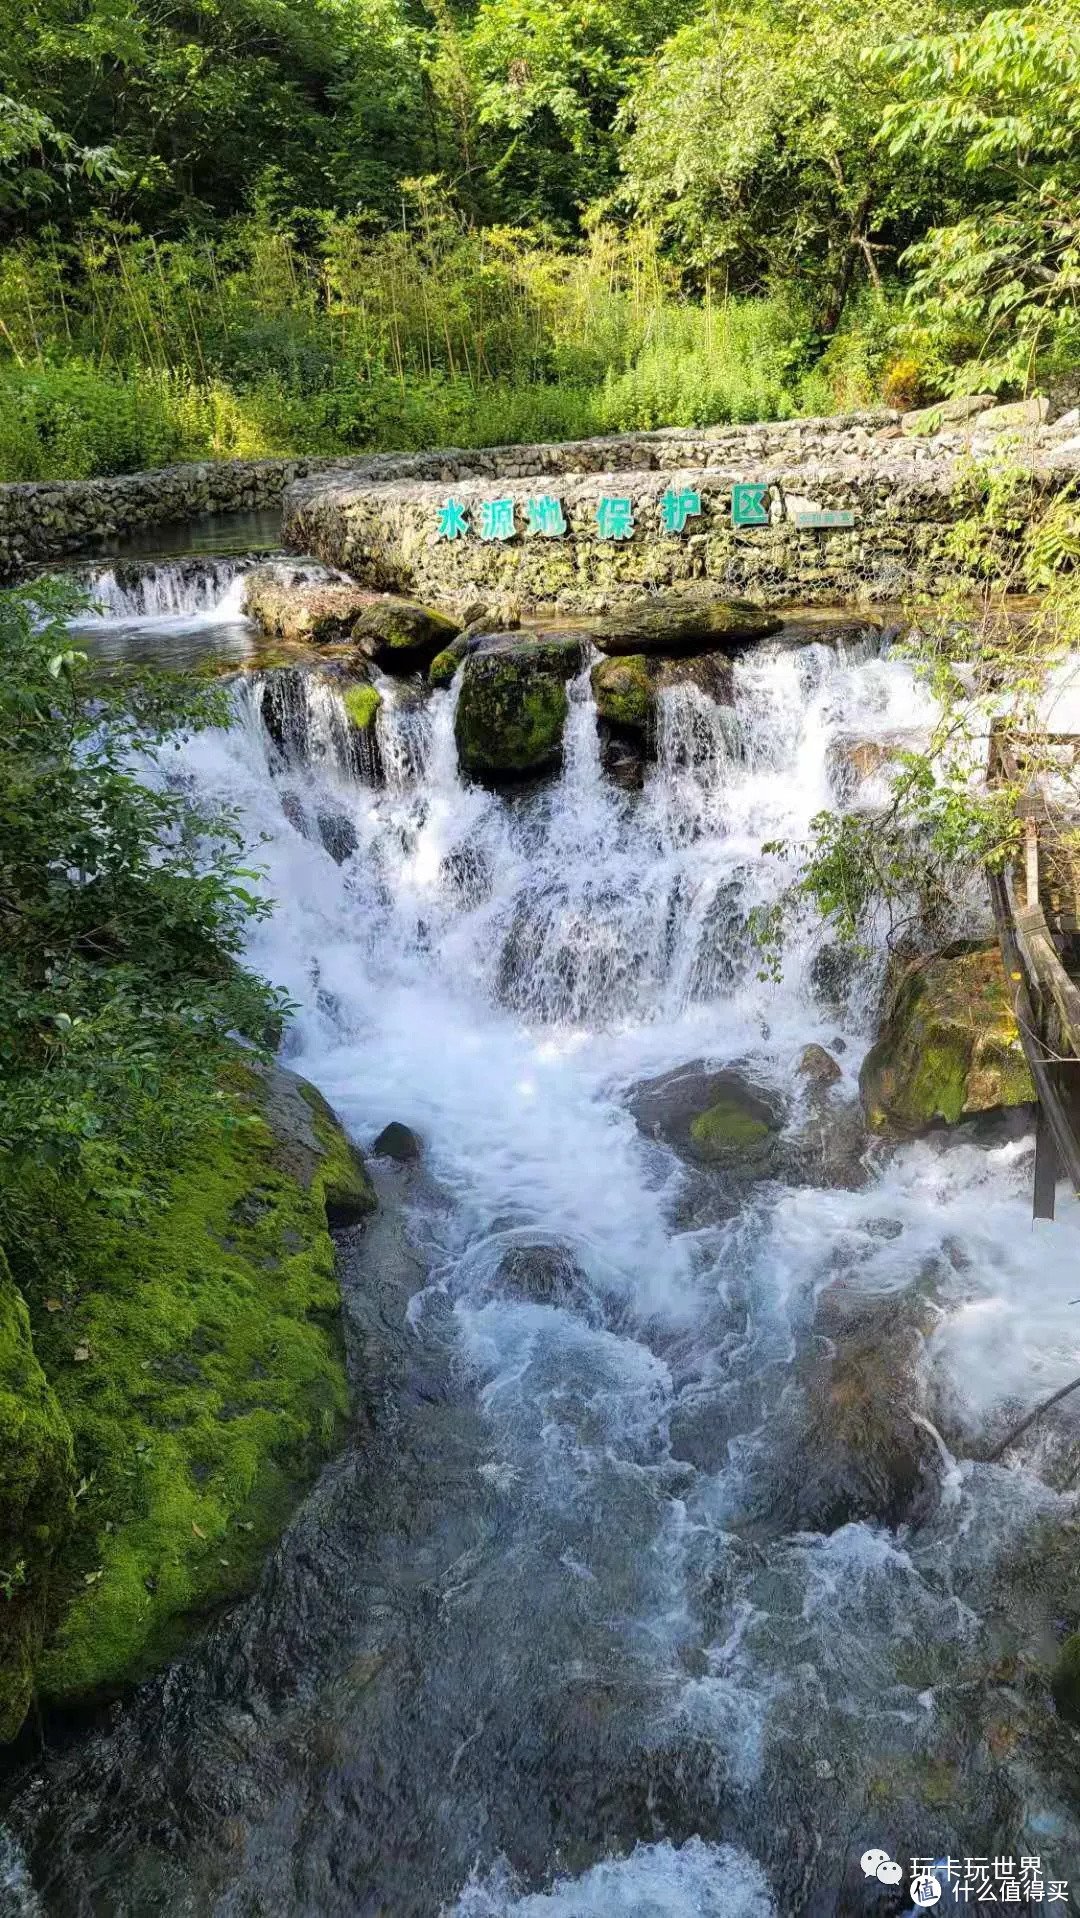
left=70, top=557, right=253, bottom=623
left=9, top=616, right=1080, bottom=1917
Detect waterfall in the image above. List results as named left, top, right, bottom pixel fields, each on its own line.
left=70, top=556, right=254, bottom=622
left=9, top=611, right=1080, bottom=1917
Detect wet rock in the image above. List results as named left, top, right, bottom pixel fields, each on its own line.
left=454, top=632, right=583, bottom=781
left=316, top=810, right=358, bottom=865
left=825, top=733, right=913, bottom=803
left=278, top=788, right=310, bottom=838
left=258, top=663, right=381, bottom=780
left=591, top=594, right=782, bottom=657
left=591, top=653, right=653, bottom=737
left=495, top=1245, right=593, bottom=1315
left=788, top=1316, right=939, bottom=1531
left=1052, top=1632, right=1080, bottom=1727
left=630, top=1063, right=785, bottom=1174
left=591, top=650, right=734, bottom=751
left=860, top=942, right=1035, bottom=1134
left=808, top=940, right=861, bottom=1017
left=353, top=595, right=460, bottom=670
left=244, top=565, right=377, bottom=644
left=371, top=1122, right=423, bottom=1163
left=797, top=1044, right=843, bottom=1089
left=428, top=616, right=499, bottom=689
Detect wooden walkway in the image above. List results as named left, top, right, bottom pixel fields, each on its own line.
left=988, top=726, right=1080, bottom=1216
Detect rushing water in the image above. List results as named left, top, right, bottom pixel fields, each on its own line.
left=4, top=563, right=1080, bottom=1917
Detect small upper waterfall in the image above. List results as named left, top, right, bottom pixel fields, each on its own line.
left=70, top=556, right=254, bottom=622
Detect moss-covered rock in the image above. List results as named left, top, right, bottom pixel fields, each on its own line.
left=244, top=566, right=377, bottom=645
left=0, top=1252, right=75, bottom=1741
left=860, top=943, right=1035, bottom=1134
left=591, top=654, right=654, bottom=735
left=630, top=1063, right=784, bottom=1175
left=591, top=650, right=734, bottom=750
left=591, top=595, right=781, bottom=657
left=353, top=595, right=459, bottom=670
left=455, top=632, right=582, bottom=780
left=340, top=681, right=382, bottom=736
left=0, top=1064, right=374, bottom=1727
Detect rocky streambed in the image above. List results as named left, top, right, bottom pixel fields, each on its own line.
left=2, top=540, right=1080, bottom=1917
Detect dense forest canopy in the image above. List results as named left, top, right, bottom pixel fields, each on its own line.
left=0, top=0, right=1076, bottom=475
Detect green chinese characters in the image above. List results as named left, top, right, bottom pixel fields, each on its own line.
left=660, top=486, right=701, bottom=533
left=595, top=496, right=634, bottom=540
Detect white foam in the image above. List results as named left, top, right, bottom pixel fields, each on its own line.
left=447, top=1838, right=775, bottom=1917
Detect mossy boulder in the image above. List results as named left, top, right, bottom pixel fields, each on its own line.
left=591, top=650, right=734, bottom=750
left=353, top=595, right=459, bottom=670
left=430, top=609, right=528, bottom=689
left=630, top=1063, right=784, bottom=1175
left=0, top=1064, right=374, bottom=1729
left=860, top=943, right=1035, bottom=1134
left=454, top=632, right=583, bottom=781
left=0, top=1251, right=75, bottom=1741
left=591, top=595, right=781, bottom=658
left=244, top=566, right=377, bottom=645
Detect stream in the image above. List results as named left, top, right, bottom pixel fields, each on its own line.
left=4, top=550, right=1080, bottom=1916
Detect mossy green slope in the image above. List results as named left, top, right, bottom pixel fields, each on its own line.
left=860, top=943, right=1035, bottom=1134
left=10, top=1064, right=374, bottom=1710
left=0, top=1250, right=75, bottom=1739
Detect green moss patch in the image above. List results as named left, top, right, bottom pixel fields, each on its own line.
left=341, top=681, right=382, bottom=733
left=9, top=1065, right=373, bottom=1709
left=0, top=1251, right=75, bottom=1739
left=688, top=1097, right=773, bottom=1162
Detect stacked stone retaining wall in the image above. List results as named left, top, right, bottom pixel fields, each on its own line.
left=283, top=417, right=1080, bottom=612
left=6, top=411, right=1080, bottom=600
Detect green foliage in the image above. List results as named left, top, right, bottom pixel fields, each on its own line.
left=0, top=576, right=286, bottom=1228
left=761, top=484, right=1080, bottom=959
left=618, top=0, right=961, bottom=329
left=878, top=4, right=1080, bottom=389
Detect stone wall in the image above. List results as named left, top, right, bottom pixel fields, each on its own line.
left=6, top=407, right=1080, bottom=598
left=283, top=418, right=1080, bottom=612
left=0, top=454, right=359, bottom=578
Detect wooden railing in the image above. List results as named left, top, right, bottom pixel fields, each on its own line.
left=987, top=725, right=1080, bottom=1216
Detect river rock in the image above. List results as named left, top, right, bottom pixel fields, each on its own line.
left=630, top=1063, right=785, bottom=1173
left=259, top=663, right=381, bottom=778
left=372, top=1122, right=423, bottom=1162
left=901, top=395, right=995, bottom=436
left=353, top=595, right=460, bottom=670
left=244, top=565, right=377, bottom=644
left=454, top=632, right=583, bottom=781
left=495, top=1244, right=593, bottom=1316
left=974, top=395, right=1050, bottom=432
left=797, top=1044, right=843, bottom=1089
left=791, top=1318, right=939, bottom=1530
left=591, top=595, right=782, bottom=657
left=591, top=650, right=734, bottom=748
left=860, top=942, right=1035, bottom=1134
